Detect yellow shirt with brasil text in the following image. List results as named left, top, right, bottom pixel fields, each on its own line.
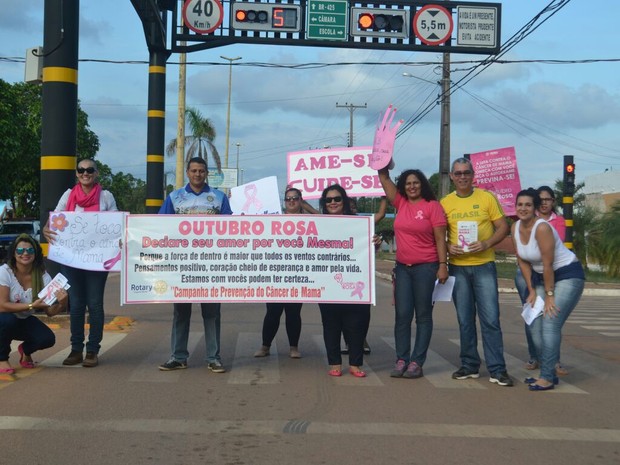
left=440, top=188, right=505, bottom=266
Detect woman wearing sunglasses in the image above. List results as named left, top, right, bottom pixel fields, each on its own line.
left=254, top=187, right=314, bottom=359
left=0, top=234, right=68, bottom=374
left=43, top=159, right=118, bottom=368
left=317, top=184, right=371, bottom=377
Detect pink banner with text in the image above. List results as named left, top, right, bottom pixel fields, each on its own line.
left=470, top=146, right=522, bottom=216
left=287, top=147, right=384, bottom=200
left=122, top=214, right=375, bottom=305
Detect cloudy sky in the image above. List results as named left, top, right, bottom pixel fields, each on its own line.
left=1, top=0, right=619, bottom=196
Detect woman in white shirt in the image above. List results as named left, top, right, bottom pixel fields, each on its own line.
left=43, top=159, right=117, bottom=368
left=511, top=188, right=585, bottom=391
left=0, top=234, right=68, bottom=374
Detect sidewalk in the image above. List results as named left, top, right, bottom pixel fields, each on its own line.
left=375, top=259, right=620, bottom=297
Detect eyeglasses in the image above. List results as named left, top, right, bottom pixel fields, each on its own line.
left=325, top=196, right=343, bottom=203
left=285, top=196, right=300, bottom=202
left=452, top=170, right=473, bottom=177
left=77, top=167, right=96, bottom=174
left=16, top=247, right=35, bottom=256
left=539, top=198, right=554, bottom=203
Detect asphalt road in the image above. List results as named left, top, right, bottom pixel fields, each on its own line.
left=1, top=272, right=619, bottom=465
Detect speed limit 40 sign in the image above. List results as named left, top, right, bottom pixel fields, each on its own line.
left=183, top=0, right=223, bottom=34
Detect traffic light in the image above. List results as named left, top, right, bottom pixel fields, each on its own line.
left=231, top=2, right=301, bottom=32
left=351, top=8, right=409, bottom=39
left=564, top=161, right=575, bottom=185
left=562, top=155, right=575, bottom=249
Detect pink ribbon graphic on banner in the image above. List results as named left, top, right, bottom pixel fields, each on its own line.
left=351, top=281, right=364, bottom=299
left=103, top=251, right=121, bottom=270
left=242, top=184, right=262, bottom=212
left=458, top=234, right=469, bottom=248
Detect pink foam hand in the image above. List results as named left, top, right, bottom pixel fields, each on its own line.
left=369, top=105, right=403, bottom=170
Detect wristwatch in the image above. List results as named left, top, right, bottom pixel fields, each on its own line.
left=28, top=303, right=34, bottom=310
left=546, top=290, right=554, bottom=297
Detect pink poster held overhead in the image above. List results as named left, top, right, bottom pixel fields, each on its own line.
left=469, top=146, right=522, bottom=216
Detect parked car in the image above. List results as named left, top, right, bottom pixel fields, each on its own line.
left=0, top=219, right=41, bottom=262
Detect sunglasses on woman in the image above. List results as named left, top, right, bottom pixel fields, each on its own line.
left=16, top=247, right=35, bottom=255
left=325, top=196, right=343, bottom=203
left=77, top=167, right=96, bottom=174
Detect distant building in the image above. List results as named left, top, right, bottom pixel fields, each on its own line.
left=583, top=171, right=620, bottom=213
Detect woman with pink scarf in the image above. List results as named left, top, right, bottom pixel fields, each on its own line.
left=43, top=159, right=117, bottom=368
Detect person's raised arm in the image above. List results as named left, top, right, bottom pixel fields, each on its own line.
left=377, top=168, right=397, bottom=203
left=373, top=197, right=387, bottom=224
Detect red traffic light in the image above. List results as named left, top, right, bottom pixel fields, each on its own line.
left=358, top=12, right=374, bottom=29
left=357, top=12, right=406, bottom=31
left=566, top=163, right=575, bottom=173
left=235, top=9, right=268, bottom=23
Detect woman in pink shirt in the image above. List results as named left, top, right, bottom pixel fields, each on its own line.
left=378, top=168, right=448, bottom=379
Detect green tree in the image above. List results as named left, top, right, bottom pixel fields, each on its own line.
left=0, top=79, right=99, bottom=217
left=375, top=217, right=395, bottom=252
left=96, top=162, right=146, bottom=213
left=586, top=201, right=620, bottom=277
left=165, top=107, right=222, bottom=172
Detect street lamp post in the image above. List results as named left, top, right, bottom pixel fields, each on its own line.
left=221, top=55, right=242, bottom=170
left=235, top=142, right=241, bottom=186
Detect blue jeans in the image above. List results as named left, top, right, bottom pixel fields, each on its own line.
left=515, top=268, right=538, bottom=361
left=451, top=262, right=507, bottom=376
left=394, top=262, right=438, bottom=366
left=61, top=265, right=108, bottom=354
left=531, top=278, right=584, bottom=381
left=0, top=314, right=55, bottom=360
left=171, top=303, right=221, bottom=363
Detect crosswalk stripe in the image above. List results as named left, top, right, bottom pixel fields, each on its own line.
left=449, top=339, right=588, bottom=394
left=39, top=332, right=127, bottom=368
left=381, top=336, right=485, bottom=389
left=228, top=332, right=281, bottom=385
left=129, top=331, right=202, bottom=382
left=582, top=325, right=620, bottom=331
left=311, top=335, right=383, bottom=386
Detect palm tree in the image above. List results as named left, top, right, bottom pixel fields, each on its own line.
left=586, top=201, right=620, bottom=277
left=166, top=107, right=222, bottom=172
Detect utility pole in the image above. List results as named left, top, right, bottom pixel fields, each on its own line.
left=221, top=55, right=241, bottom=170
left=336, top=102, right=367, bottom=147
left=175, top=43, right=186, bottom=189
left=438, top=53, right=451, bottom=199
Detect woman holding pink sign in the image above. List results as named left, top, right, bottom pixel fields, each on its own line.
left=378, top=167, right=448, bottom=379
left=0, top=234, right=68, bottom=374
left=43, top=159, right=118, bottom=368
left=317, top=184, right=371, bottom=378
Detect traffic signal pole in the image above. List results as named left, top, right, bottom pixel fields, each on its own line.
left=40, top=0, right=79, bottom=256
left=563, top=155, right=576, bottom=249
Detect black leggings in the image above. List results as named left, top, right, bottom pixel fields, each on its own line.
left=261, top=303, right=303, bottom=347
left=319, top=303, right=370, bottom=366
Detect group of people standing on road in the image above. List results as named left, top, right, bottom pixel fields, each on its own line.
left=0, top=156, right=584, bottom=392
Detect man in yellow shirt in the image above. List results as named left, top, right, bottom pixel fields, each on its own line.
left=440, top=157, right=513, bottom=387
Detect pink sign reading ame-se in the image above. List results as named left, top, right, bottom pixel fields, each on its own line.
left=469, top=146, right=522, bottom=217
left=287, top=147, right=385, bottom=200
